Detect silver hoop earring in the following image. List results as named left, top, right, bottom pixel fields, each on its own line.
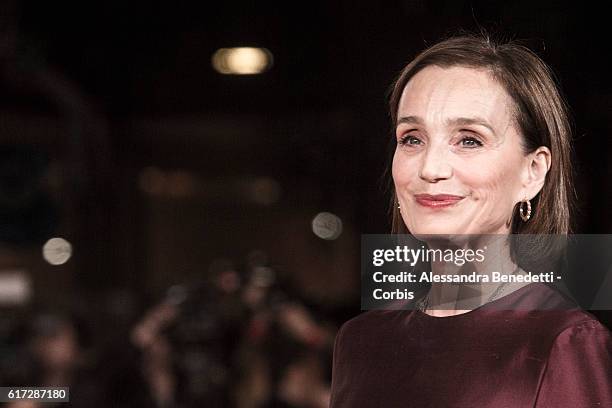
left=519, top=199, right=531, bottom=222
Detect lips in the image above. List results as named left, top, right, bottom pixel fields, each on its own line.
left=414, top=194, right=464, bottom=208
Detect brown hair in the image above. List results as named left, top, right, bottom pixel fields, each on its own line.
left=388, top=34, right=574, bottom=236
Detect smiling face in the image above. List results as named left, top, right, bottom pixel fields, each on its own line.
left=392, top=65, right=538, bottom=237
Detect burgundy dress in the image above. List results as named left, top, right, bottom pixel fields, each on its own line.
left=330, top=283, right=612, bottom=407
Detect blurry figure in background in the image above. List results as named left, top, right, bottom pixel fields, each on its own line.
left=131, top=301, right=179, bottom=408
left=131, top=252, right=337, bottom=408
left=236, top=259, right=334, bottom=408
left=275, top=305, right=333, bottom=408
left=28, top=314, right=81, bottom=387
left=131, top=267, right=244, bottom=408
left=1, top=312, right=102, bottom=408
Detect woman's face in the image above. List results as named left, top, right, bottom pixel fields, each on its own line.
left=393, top=65, right=535, bottom=236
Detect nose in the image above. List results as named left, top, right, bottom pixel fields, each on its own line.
left=418, top=144, right=453, bottom=182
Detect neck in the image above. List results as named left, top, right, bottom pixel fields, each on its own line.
left=423, top=235, right=524, bottom=317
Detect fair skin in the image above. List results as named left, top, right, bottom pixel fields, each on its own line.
left=392, top=65, right=551, bottom=317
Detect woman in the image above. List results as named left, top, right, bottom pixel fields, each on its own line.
left=330, top=35, right=612, bottom=407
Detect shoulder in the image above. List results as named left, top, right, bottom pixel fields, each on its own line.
left=526, top=283, right=609, bottom=341
left=492, top=283, right=604, bottom=336
left=536, top=310, right=611, bottom=382
left=517, top=308, right=608, bottom=351
left=549, top=316, right=612, bottom=350
left=535, top=315, right=612, bottom=406
left=494, top=282, right=577, bottom=311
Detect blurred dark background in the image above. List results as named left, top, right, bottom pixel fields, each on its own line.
left=0, top=1, right=610, bottom=407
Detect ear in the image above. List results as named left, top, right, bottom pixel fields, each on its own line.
left=520, top=146, right=551, bottom=200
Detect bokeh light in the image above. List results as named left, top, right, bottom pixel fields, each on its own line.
left=212, top=47, right=273, bottom=75
left=42, top=237, right=73, bottom=265
left=311, top=212, right=343, bottom=240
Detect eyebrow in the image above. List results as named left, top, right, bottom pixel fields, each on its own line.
left=396, top=115, right=496, bottom=134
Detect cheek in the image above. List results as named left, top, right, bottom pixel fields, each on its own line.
left=458, top=159, right=521, bottom=204
left=392, top=149, right=419, bottom=190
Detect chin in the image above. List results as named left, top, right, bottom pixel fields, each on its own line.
left=407, top=220, right=465, bottom=236
left=410, top=231, right=478, bottom=250
left=405, top=220, right=474, bottom=245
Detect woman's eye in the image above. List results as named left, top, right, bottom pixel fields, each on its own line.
left=459, top=136, right=483, bottom=148
left=399, top=135, right=422, bottom=146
